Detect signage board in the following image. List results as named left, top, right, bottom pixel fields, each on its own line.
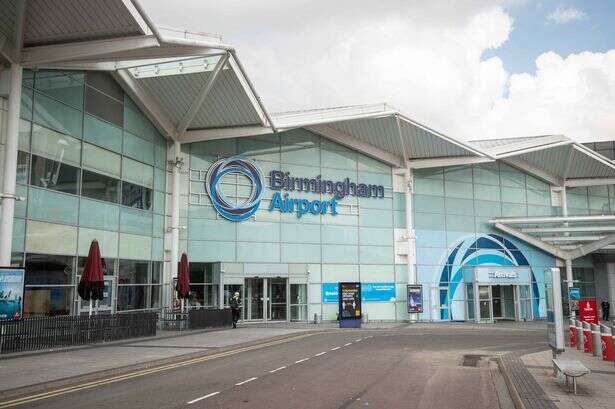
left=0, top=267, right=25, bottom=321
left=322, top=282, right=395, bottom=303
left=545, top=267, right=564, bottom=352
left=361, top=283, right=395, bottom=302
left=475, top=266, right=530, bottom=284
left=407, top=285, right=423, bottom=313
left=339, top=282, right=361, bottom=320
left=579, top=299, right=598, bottom=324
left=568, top=287, right=580, bottom=312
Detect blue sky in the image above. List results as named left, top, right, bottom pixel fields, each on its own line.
left=486, top=0, right=615, bottom=73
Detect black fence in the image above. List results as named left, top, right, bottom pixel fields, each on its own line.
left=0, top=312, right=157, bottom=354
left=188, top=308, right=232, bottom=330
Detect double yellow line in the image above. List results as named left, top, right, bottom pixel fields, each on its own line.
left=0, top=332, right=317, bottom=408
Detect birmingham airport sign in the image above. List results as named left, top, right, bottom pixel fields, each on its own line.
left=206, top=156, right=384, bottom=222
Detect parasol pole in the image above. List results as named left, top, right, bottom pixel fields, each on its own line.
left=89, top=299, right=92, bottom=317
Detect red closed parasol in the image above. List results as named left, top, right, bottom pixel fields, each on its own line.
left=176, top=253, right=190, bottom=299
left=77, top=240, right=105, bottom=315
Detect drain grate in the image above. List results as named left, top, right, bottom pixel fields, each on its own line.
left=461, top=354, right=488, bottom=367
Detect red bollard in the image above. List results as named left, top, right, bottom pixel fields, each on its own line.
left=602, top=325, right=614, bottom=361
left=569, top=319, right=577, bottom=347
left=583, top=321, right=592, bottom=353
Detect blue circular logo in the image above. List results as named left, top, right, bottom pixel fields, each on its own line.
left=205, top=156, right=264, bottom=222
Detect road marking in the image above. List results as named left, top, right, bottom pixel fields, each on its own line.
left=330, top=346, right=340, bottom=351
left=314, top=351, right=327, bottom=356
left=0, top=332, right=319, bottom=409
left=344, top=342, right=352, bottom=346
left=269, top=366, right=286, bottom=373
left=355, top=338, right=362, bottom=342
left=187, top=391, right=220, bottom=404
left=295, top=358, right=309, bottom=364
left=235, top=377, right=258, bottom=386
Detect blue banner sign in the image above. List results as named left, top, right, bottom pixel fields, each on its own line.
left=0, top=268, right=25, bottom=320
left=322, top=282, right=396, bottom=303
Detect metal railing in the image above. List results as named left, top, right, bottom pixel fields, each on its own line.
left=0, top=312, right=157, bottom=354
left=188, top=307, right=232, bottom=329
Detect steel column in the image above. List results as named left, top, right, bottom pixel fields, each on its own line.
left=0, top=64, right=23, bottom=265
left=170, top=141, right=181, bottom=299
left=405, top=166, right=417, bottom=321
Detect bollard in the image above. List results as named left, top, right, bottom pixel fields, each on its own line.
left=591, top=323, right=601, bottom=357
left=569, top=318, right=577, bottom=347
left=576, top=320, right=583, bottom=350
left=583, top=321, right=592, bottom=353
left=601, top=324, right=613, bottom=361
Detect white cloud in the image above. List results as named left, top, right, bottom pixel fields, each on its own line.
left=145, top=1, right=615, bottom=143
left=547, top=6, right=586, bottom=24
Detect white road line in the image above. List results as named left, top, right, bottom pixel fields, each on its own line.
left=344, top=342, right=352, bottom=346
left=187, top=391, right=220, bottom=404
left=355, top=338, right=362, bottom=342
left=269, top=366, right=286, bottom=373
left=330, top=346, right=340, bottom=351
left=314, top=351, right=327, bottom=357
left=295, top=358, right=309, bottom=364
left=235, top=377, right=258, bottom=386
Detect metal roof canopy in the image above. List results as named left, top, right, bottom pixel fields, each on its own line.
left=181, top=103, right=492, bottom=168
left=490, top=215, right=615, bottom=261
left=0, top=0, right=273, bottom=141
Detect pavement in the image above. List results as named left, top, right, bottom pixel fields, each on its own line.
left=0, top=321, right=550, bottom=409
left=521, top=346, right=615, bottom=409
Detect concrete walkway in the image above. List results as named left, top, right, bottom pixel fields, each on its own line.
left=521, top=347, right=615, bottom=409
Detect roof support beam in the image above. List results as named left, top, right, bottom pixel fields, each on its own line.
left=493, top=223, right=569, bottom=260
left=491, top=215, right=615, bottom=224
left=502, top=157, right=564, bottom=186
left=114, top=69, right=177, bottom=140
left=395, top=114, right=408, bottom=163
left=565, top=178, right=615, bottom=187
left=175, top=52, right=229, bottom=136
left=21, top=35, right=161, bottom=66
left=569, top=233, right=615, bottom=259
left=181, top=126, right=273, bottom=143
left=307, top=124, right=404, bottom=168
left=407, top=156, right=494, bottom=169
left=522, top=226, right=615, bottom=234
left=494, top=140, right=572, bottom=159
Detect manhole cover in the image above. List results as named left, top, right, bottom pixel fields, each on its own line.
left=461, top=354, right=488, bottom=367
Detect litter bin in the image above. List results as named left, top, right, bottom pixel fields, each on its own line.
left=591, top=323, right=601, bottom=357
left=576, top=320, right=583, bottom=350
left=583, top=321, right=592, bottom=353
left=569, top=318, right=577, bottom=347
left=601, top=324, right=613, bottom=361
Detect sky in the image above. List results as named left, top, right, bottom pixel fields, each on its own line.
left=145, top=0, right=615, bottom=143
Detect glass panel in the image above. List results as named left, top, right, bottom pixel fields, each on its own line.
left=86, top=72, right=123, bottom=100
left=30, top=154, right=80, bottom=194
left=82, top=143, right=121, bottom=178
left=122, top=158, right=154, bottom=188
left=17, top=151, right=29, bottom=184
left=33, top=92, right=82, bottom=137
left=79, top=198, right=120, bottom=231
left=25, top=253, right=74, bottom=285
left=31, top=124, right=81, bottom=166
left=81, top=170, right=120, bottom=203
left=85, top=86, right=123, bottom=127
left=83, top=114, right=123, bottom=152
left=24, top=286, right=72, bottom=317
left=35, top=70, right=84, bottom=109
left=118, top=259, right=149, bottom=284
left=123, top=131, right=154, bottom=164
left=122, top=181, right=152, bottom=210
left=150, top=285, right=161, bottom=308
left=152, top=262, right=163, bottom=284
left=19, top=119, right=31, bottom=151
left=117, top=286, right=148, bottom=311
left=245, top=278, right=264, bottom=320
left=120, top=208, right=152, bottom=235
left=28, top=187, right=79, bottom=225
left=269, top=278, right=286, bottom=320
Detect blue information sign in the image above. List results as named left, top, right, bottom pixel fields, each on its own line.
left=322, top=282, right=396, bottom=303
left=569, top=287, right=580, bottom=300
left=0, top=267, right=25, bottom=320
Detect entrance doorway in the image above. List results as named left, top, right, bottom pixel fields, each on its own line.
left=491, top=285, right=516, bottom=320
left=243, top=278, right=288, bottom=321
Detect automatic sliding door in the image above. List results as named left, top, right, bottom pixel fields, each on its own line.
left=269, top=278, right=287, bottom=321
left=246, top=278, right=264, bottom=320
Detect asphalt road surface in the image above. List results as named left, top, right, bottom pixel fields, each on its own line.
left=2, top=324, right=546, bottom=409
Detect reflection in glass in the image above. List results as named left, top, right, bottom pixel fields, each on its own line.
left=81, top=170, right=120, bottom=203
left=24, top=286, right=72, bottom=317
left=30, top=154, right=80, bottom=194
left=121, top=181, right=152, bottom=210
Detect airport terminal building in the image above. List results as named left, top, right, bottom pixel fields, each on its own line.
left=1, top=1, right=615, bottom=322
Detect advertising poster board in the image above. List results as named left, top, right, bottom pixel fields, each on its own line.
left=339, top=282, right=361, bottom=328
left=579, top=299, right=598, bottom=324
left=568, top=287, right=580, bottom=312
left=407, top=285, right=423, bottom=313
left=361, top=283, right=395, bottom=302
left=0, top=268, right=25, bottom=321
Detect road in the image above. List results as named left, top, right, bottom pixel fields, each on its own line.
left=0, top=324, right=546, bottom=409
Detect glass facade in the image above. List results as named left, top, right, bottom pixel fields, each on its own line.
left=11, top=69, right=167, bottom=316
